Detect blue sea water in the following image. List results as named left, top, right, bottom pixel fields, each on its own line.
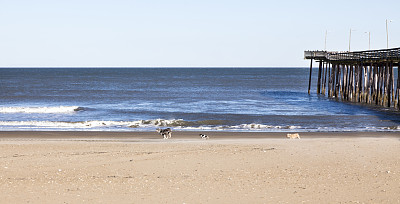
left=1, top=68, right=400, bottom=132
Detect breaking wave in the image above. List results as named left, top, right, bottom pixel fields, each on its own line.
left=0, top=118, right=398, bottom=132
left=0, top=119, right=303, bottom=131
left=0, top=106, right=84, bottom=114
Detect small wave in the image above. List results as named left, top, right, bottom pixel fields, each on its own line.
left=0, top=119, right=302, bottom=131
left=381, top=126, right=400, bottom=130
left=233, top=124, right=301, bottom=130
left=0, top=106, right=84, bottom=114
left=0, top=119, right=397, bottom=132
left=0, top=119, right=187, bottom=129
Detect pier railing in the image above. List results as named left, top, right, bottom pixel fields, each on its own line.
left=305, top=47, right=400, bottom=62
left=305, top=47, right=400, bottom=109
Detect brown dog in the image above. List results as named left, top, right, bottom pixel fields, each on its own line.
left=286, top=133, right=300, bottom=139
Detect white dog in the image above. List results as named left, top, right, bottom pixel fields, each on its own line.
left=199, top=134, right=209, bottom=139
left=286, top=133, right=300, bottom=139
left=156, top=128, right=172, bottom=139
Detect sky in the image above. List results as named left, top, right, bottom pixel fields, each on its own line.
left=0, top=0, right=399, bottom=67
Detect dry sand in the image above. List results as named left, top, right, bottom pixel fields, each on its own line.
left=0, top=131, right=399, bottom=203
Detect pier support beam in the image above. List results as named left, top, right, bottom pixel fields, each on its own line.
left=334, top=64, right=340, bottom=98
left=362, top=64, right=368, bottom=103
left=397, top=64, right=400, bottom=109
left=308, top=59, right=313, bottom=95
left=367, top=63, right=373, bottom=104
left=323, top=62, right=328, bottom=95
left=317, top=61, right=322, bottom=94
left=328, top=63, right=333, bottom=97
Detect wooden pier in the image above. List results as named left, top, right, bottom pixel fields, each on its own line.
left=305, top=47, right=400, bottom=109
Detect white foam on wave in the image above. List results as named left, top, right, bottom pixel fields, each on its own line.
left=0, top=120, right=304, bottom=131
left=0, top=106, right=82, bottom=114
left=232, top=124, right=301, bottom=130
left=194, top=123, right=303, bottom=131
left=0, top=119, right=395, bottom=132
left=0, top=119, right=186, bottom=130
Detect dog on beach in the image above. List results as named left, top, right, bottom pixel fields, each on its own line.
left=286, top=133, right=300, bottom=139
left=199, top=134, right=209, bottom=139
left=156, top=128, right=172, bottom=139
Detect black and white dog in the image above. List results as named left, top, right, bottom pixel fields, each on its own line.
left=156, top=128, right=172, bottom=139
left=199, top=134, right=209, bottom=139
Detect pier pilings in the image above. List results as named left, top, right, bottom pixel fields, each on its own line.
left=305, top=48, right=400, bottom=109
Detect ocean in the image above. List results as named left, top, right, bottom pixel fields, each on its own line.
left=1, top=68, right=400, bottom=132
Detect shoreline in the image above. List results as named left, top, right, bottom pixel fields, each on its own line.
left=0, top=131, right=399, bottom=141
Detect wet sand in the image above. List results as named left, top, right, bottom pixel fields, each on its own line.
left=0, top=131, right=399, bottom=203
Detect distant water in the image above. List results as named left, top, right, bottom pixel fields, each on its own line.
left=1, top=68, right=400, bottom=132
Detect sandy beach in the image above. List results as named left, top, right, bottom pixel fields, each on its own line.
left=0, top=131, right=399, bottom=203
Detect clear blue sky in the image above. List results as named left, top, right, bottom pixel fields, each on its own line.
left=0, top=0, right=399, bottom=67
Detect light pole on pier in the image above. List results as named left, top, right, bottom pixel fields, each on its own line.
left=365, top=31, right=371, bottom=50
left=349, top=29, right=356, bottom=52
left=324, top=30, right=327, bottom=50
left=386, top=19, right=393, bottom=48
